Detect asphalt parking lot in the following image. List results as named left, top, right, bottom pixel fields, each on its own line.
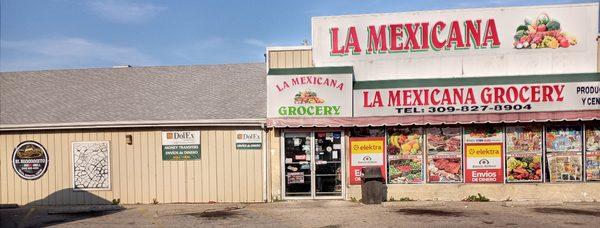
left=1, top=201, right=600, bottom=227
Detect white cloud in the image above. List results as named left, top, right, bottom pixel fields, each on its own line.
left=87, top=0, right=166, bottom=23
left=0, top=37, right=158, bottom=71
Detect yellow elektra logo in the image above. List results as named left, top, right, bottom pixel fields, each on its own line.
left=352, top=140, right=384, bottom=154
left=466, top=144, right=502, bottom=157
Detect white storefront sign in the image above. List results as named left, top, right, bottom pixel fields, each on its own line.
left=312, top=3, right=598, bottom=81
left=267, top=74, right=353, bottom=118
left=354, top=81, right=600, bottom=117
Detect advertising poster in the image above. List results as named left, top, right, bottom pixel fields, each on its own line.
left=465, top=144, right=504, bottom=183
left=349, top=137, right=385, bottom=185
left=505, top=125, right=543, bottom=183
left=585, top=126, right=600, bottom=181
left=235, top=130, right=262, bottom=149
left=161, top=131, right=201, bottom=160
left=287, top=172, right=305, bottom=184
left=425, top=127, right=463, bottom=183
left=387, top=128, right=423, bottom=184
left=545, top=125, right=583, bottom=152
left=465, top=126, right=503, bottom=144
left=545, top=125, right=583, bottom=182
left=547, top=153, right=583, bottom=182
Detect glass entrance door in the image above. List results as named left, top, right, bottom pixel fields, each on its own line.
left=282, top=131, right=344, bottom=199
left=283, top=132, right=312, bottom=198
left=314, top=132, right=343, bottom=197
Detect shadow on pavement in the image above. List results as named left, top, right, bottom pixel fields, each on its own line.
left=0, top=188, right=124, bottom=228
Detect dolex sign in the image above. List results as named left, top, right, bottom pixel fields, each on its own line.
left=267, top=74, right=353, bottom=118
left=236, top=130, right=262, bottom=150
left=162, top=131, right=201, bottom=160
left=312, top=3, right=598, bottom=80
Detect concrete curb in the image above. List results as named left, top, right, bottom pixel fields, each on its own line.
left=502, top=201, right=564, bottom=207
left=382, top=201, right=447, bottom=207
left=48, top=205, right=124, bottom=214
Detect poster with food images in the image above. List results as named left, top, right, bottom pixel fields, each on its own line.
left=505, top=125, right=543, bottom=183
left=585, top=126, right=600, bottom=181
left=506, top=125, right=543, bottom=154
left=425, top=127, right=462, bottom=183
left=387, top=127, right=423, bottom=184
left=545, top=125, right=582, bottom=152
left=464, top=126, right=503, bottom=144
left=547, top=153, right=583, bottom=182
left=506, top=155, right=542, bottom=183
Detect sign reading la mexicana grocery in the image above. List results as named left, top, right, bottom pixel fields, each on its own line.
left=329, top=18, right=500, bottom=55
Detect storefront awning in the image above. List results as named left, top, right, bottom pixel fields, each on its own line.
left=267, top=110, right=600, bottom=128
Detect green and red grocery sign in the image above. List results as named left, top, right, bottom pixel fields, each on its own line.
left=267, top=73, right=353, bottom=118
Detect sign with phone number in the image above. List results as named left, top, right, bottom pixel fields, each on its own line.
left=354, top=81, right=600, bottom=117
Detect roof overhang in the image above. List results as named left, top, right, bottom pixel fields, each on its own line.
left=0, top=119, right=266, bottom=131
left=267, top=110, right=599, bottom=128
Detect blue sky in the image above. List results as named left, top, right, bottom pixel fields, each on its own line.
left=0, top=0, right=596, bottom=72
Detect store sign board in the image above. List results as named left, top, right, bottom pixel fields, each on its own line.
left=312, top=3, right=598, bottom=81
left=12, top=141, right=49, bottom=180
left=349, top=137, right=386, bottom=185
left=355, top=81, right=600, bottom=117
left=465, top=143, right=504, bottom=183
left=267, top=74, right=353, bottom=118
left=235, top=130, right=262, bottom=149
left=162, top=131, right=201, bottom=160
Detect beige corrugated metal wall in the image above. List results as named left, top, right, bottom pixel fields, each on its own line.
left=268, top=49, right=313, bottom=69
left=0, top=127, right=264, bottom=205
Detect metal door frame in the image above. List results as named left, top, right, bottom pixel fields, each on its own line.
left=281, top=130, right=345, bottom=200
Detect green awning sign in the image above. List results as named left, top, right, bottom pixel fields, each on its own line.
left=162, top=131, right=200, bottom=160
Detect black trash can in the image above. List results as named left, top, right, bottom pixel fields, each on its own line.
left=360, top=166, right=387, bottom=204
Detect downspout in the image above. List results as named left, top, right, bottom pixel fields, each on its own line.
left=262, top=122, right=269, bottom=202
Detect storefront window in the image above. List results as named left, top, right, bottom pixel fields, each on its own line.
left=545, top=125, right=583, bottom=182
left=387, top=127, right=423, bottom=184
left=585, top=124, right=600, bottom=181
left=505, top=125, right=543, bottom=183
left=425, top=126, right=463, bottom=183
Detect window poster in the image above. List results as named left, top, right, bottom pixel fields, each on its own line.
left=387, top=127, right=423, bottom=184
left=464, top=125, right=504, bottom=183
left=505, top=125, right=543, bottom=183
left=425, top=127, right=462, bottom=183
left=545, top=125, right=583, bottom=182
left=585, top=125, right=600, bottom=181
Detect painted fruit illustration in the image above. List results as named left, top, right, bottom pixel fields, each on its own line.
left=513, top=13, right=576, bottom=49
left=294, top=90, right=325, bottom=104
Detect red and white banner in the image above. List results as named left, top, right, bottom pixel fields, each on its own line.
left=355, top=81, right=600, bottom=117
left=465, top=143, right=504, bottom=183
left=349, top=137, right=386, bottom=185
